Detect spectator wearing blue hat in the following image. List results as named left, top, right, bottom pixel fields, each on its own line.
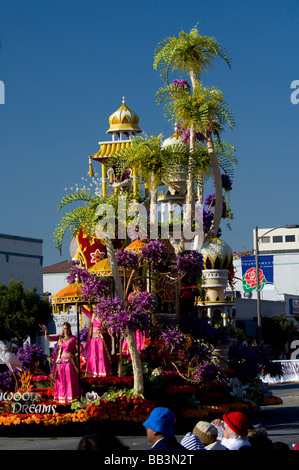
left=143, top=407, right=186, bottom=452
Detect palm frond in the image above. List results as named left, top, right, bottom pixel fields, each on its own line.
left=153, top=29, right=231, bottom=85
left=53, top=206, right=95, bottom=255
left=57, top=189, right=101, bottom=211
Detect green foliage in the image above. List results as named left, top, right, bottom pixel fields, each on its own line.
left=153, top=28, right=231, bottom=85
left=0, top=281, right=52, bottom=343
left=108, top=134, right=189, bottom=186
left=54, top=189, right=102, bottom=255
left=54, top=206, right=97, bottom=255
left=57, top=189, right=101, bottom=211
left=156, top=82, right=235, bottom=137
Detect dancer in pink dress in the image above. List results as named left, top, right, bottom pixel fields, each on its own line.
left=82, top=307, right=113, bottom=378
left=41, top=322, right=80, bottom=404
left=122, top=281, right=146, bottom=355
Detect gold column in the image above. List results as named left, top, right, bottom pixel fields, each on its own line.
left=102, top=162, right=107, bottom=197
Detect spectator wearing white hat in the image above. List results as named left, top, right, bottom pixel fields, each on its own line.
left=192, top=421, right=227, bottom=450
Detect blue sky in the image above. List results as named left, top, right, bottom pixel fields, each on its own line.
left=1, top=0, right=299, bottom=267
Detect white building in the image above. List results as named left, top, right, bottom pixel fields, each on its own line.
left=232, top=227, right=299, bottom=337
left=43, top=260, right=73, bottom=298
left=255, top=226, right=299, bottom=256
left=0, top=233, right=43, bottom=295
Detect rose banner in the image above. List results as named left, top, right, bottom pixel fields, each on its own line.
left=241, top=255, right=274, bottom=292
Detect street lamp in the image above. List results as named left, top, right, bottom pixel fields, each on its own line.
left=255, top=224, right=299, bottom=343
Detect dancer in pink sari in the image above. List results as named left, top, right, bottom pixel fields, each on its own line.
left=122, top=281, right=146, bottom=355
left=41, top=322, right=80, bottom=404
left=82, top=307, right=113, bottom=378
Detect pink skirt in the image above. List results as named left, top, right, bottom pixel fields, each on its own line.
left=54, top=357, right=80, bottom=404
left=122, top=331, right=146, bottom=355
left=85, top=334, right=113, bottom=378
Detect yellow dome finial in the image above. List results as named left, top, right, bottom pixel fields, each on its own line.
left=106, top=97, right=143, bottom=135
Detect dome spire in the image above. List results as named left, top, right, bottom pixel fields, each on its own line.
left=106, top=97, right=142, bottom=136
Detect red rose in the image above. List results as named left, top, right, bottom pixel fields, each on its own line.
left=245, top=267, right=265, bottom=289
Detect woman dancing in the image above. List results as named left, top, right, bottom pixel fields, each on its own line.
left=40, top=322, right=80, bottom=403
left=82, top=307, right=113, bottom=378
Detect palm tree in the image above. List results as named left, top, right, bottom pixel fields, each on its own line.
left=158, top=82, right=235, bottom=237
left=153, top=28, right=231, bottom=228
left=107, top=134, right=190, bottom=238
left=54, top=185, right=146, bottom=394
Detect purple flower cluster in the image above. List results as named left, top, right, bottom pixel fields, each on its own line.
left=81, top=275, right=110, bottom=302
left=129, top=291, right=158, bottom=317
left=17, top=343, right=47, bottom=373
left=95, top=292, right=157, bottom=337
left=115, top=249, right=139, bottom=270
left=66, top=263, right=90, bottom=285
left=74, top=327, right=90, bottom=342
left=0, top=371, right=14, bottom=391
left=205, top=195, right=229, bottom=223
left=141, top=239, right=169, bottom=269
left=160, top=327, right=188, bottom=354
left=175, top=250, right=203, bottom=276
left=221, top=173, right=233, bottom=191
left=172, top=79, right=191, bottom=91
left=126, top=292, right=157, bottom=334
left=228, top=343, right=283, bottom=379
left=95, top=297, right=127, bottom=336
left=177, top=122, right=205, bottom=145
left=204, top=193, right=216, bottom=208
left=67, top=262, right=111, bottom=301
left=193, top=361, right=226, bottom=383
left=122, top=168, right=131, bottom=180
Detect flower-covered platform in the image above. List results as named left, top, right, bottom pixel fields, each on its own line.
left=0, top=333, right=284, bottom=437
left=0, top=370, right=281, bottom=437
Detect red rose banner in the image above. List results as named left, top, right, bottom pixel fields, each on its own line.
left=241, top=255, right=273, bottom=292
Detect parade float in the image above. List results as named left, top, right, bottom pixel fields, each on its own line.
left=0, top=29, right=283, bottom=436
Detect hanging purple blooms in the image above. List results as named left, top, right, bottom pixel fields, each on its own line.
left=17, top=343, right=47, bottom=373
left=94, top=292, right=157, bottom=337
left=66, top=263, right=90, bottom=284
left=177, top=122, right=205, bottom=144
left=193, top=361, right=226, bottom=383
left=80, top=275, right=111, bottom=302
left=115, top=249, right=139, bottom=270
left=66, top=262, right=111, bottom=301
left=221, top=173, right=232, bottom=191
left=172, top=79, right=191, bottom=91
left=204, top=193, right=216, bottom=208
left=95, top=297, right=128, bottom=336
left=175, top=250, right=203, bottom=277
left=129, top=291, right=158, bottom=317
left=160, top=327, right=188, bottom=354
left=0, top=371, right=14, bottom=391
left=141, top=239, right=169, bottom=270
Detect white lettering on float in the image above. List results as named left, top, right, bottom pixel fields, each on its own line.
left=0, top=391, right=57, bottom=415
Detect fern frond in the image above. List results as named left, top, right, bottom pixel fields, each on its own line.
left=53, top=206, right=95, bottom=255
left=57, top=189, right=101, bottom=211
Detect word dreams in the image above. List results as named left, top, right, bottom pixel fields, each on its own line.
left=0, top=391, right=57, bottom=415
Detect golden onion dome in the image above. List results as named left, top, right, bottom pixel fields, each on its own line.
left=106, top=97, right=142, bottom=134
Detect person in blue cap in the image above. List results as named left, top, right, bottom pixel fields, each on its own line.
left=143, top=407, right=186, bottom=452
